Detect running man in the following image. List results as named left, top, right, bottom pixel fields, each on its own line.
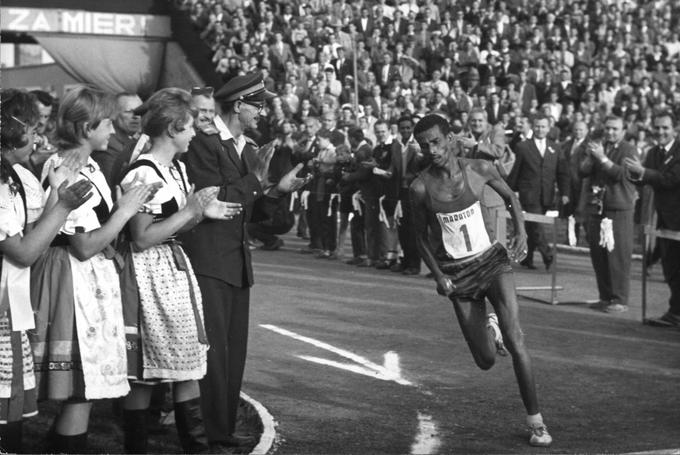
left=409, top=114, right=552, bottom=447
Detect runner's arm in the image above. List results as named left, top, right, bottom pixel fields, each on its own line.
left=409, top=179, right=454, bottom=296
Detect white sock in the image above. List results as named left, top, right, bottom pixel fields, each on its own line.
left=527, top=413, right=544, bottom=428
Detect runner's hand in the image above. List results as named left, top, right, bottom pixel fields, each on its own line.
left=507, top=232, right=528, bottom=263
left=436, top=276, right=456, bottom=297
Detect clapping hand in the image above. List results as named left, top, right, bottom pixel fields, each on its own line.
left=252, top=141, right=277, bottom=183
left=47, top=150, right=85, bottom=190
left=277, top=163, right=311, bottom=193
left=623, top=156, right=644, bottom=175
left=115, top=176, right=163, bottom=218
left=57, top=179, right=94, bottom=210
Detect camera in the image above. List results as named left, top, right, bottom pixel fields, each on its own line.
left=590, top=185, right=605, bottom=215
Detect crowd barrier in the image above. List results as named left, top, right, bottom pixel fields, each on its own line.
left=495, top=210, right=563, bottom=305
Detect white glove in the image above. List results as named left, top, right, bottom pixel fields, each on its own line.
left=567, top=215, right=576, bottom=247
left=599, top=217, right=615, bottom=252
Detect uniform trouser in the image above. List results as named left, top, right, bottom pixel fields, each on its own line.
left=321, top=194, right=338, bottom=252
left=586, top=209, right=634, bottom=306
left=306, top=197, right=323, bottom=250
left=350, top=201, right=366, bottom=258
left=523, top=204, right=552, bottom=264
left=247, top=215, right=294, bottom=247
left=363, top=195, right=381, bottom=261
left=659, top=237, right=680, bottom=316
left=397, top=188, right=421, bottom=270
left=379, top=198, right=399, bottom=261
left=196, top=276, right=250, bottom=442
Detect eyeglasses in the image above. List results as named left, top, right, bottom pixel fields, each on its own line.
left=191, top=86, right=214, bottom=97
left=242, top=100, right=264, bottom=113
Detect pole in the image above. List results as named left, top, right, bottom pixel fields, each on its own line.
left=351, top=31, right=359, bottom=116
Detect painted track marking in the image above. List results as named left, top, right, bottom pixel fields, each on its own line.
left=241, top=391, right=277, bottom=455
left=410, top=412, right=441, bottom=455
left=261, top=324, right=413, bottom=386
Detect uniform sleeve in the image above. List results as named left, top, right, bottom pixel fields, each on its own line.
left=0, top=182, right=23, bottom=241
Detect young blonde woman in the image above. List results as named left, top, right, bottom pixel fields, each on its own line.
left=120, top=88, right=241, bottom=453
left=0, top=89, right=92, bottom=453
left=30, top=85, right=160, bottom=453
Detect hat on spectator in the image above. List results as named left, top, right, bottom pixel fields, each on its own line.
left=214, top=72, right=276, bottom=103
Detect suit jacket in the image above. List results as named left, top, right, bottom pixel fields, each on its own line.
left=485, top=103, right=507, bottom=126
left=390, top=137, right=423, bottom=191
left=91, top=127, right=136, bottom=188
left=517, top=82, right=537, bottom=114
left=344, top=142, right=377, bottom=197
left=376, top=63, right=401, bottom=87
left=354, top=17, right=374, bottom=36
left=637, top=139, right=680, bottom=230
left=508, top=138, right=570, bottom=210
left=182, top=129, right=279, bottom=288
left=578, top=140, right=637, bottom=212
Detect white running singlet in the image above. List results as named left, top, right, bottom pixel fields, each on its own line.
left=436, top=200, right=491, bottom=259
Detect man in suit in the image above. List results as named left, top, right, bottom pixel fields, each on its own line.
left=269, top=32, right=294, bottom=83
left=485, top=92, right=507, bottom=126
left=377, top=52, right=401, bottom=89
left=182, top=73, right=307, bottom=451
left=354, top=7, right=374, bottom=36
left=91, top=92, right=142, bottom=188
left=579, top=115, right=637, bottom=313
left=625, top=111, right=680, bottom=325
left=456, top=108, right=514, bottom=240
left=516, top=71, right=537, bottom=115
left=390, top=114, right=424, bottom=275
left=560, top=121, right=589, bottom=243
left=508, top=114, right=570, bottom=270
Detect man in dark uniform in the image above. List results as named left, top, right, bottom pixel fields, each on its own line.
left=625, top=111, right=680, bottom=326
left=410, top=114, right=552, bottom=448
left=182, top=73, right=307, bottom=451
left=579, top=115, right=637, bottom=313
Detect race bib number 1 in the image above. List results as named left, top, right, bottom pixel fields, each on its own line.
left=436, top=201, right=491, bottom=259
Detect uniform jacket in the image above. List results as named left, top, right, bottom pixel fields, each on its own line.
left=638, top=139, right=680, bottom=230
left=182, top=129, right=278, bottom=288
left=91, top=127, right=135, bottom=187
left=508, top=138, right=570, bottom=209
left=578, top=140, right=637, bottom=212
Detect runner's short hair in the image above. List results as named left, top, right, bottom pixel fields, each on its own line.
left=414, top=114, right=450, bottom=137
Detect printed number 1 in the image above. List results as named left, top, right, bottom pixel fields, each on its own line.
left=459, top=224, right=472, bottom=252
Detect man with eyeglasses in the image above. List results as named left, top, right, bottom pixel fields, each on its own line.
left=182, top=72, right=308, bottom=452
left=91, top=92, right=142, bottom=188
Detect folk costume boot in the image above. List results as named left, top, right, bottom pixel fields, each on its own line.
left=51, top=431, right=88, bottom=454
left=0, top=421, right=23, bottom=454
left=174, top=398, right=209, bottom=453
left=123, top=409, right=148, bottom=454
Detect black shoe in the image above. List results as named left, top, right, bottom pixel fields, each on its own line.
left=519, top=258, right=537, bottom=270
left=375, top=259, right=396, bottom=270
left=123, top=409, right=148, bottom=454
left=402, top=268, right=420, bottom=276
left=357, top=259, right=375, bottom=267
left=345, top=257, right=364, bottom=265
left=260, top=238, right=284, bottom=251
left=390, top=262, right=405, bottom=273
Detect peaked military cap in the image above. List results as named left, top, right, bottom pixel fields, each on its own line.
left=214, top=72, right=276, bottom=103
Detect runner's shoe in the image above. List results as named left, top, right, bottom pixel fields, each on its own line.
left=528, top=424, right=553, bottom=447
left=486, top=313, right=508, bottom=356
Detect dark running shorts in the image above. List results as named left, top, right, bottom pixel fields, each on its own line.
left=438, top=242, right=513, bottom=301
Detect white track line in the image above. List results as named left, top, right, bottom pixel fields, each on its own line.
left=241, top=391, right=277, bottom=455
left=261, top=324, right=413, bottom=386
left=410, top=412, right=441, bottom=455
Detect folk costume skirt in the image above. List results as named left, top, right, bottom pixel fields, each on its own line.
left=126, top=243, right=207, bottom=383
left=0, top=313, right=37, bottom=423
left=30, top=246, right=129, bottom=401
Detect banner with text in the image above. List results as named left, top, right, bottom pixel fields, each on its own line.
left=1, top=7, right=171, bottom=38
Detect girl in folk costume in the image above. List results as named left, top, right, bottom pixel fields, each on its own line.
left=30, top=86, right=160, bottom=453
left=0, top=89, right=93, bottom=452
left=119, top=88, right=240, bottom=453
